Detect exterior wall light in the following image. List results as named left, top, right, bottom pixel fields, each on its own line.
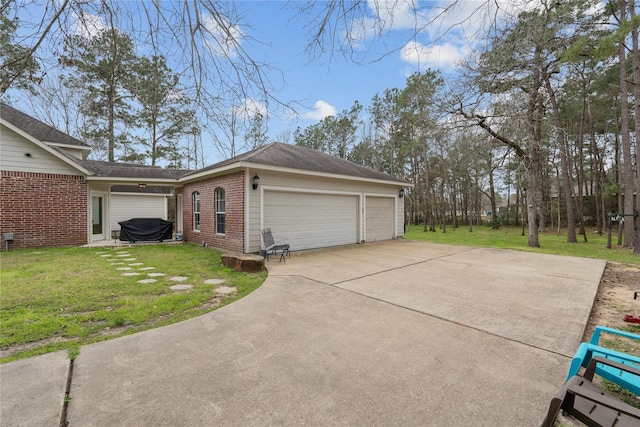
left=399, top=189, right=405, bottom=198
left=252, top=175, right=260, bottom=190
left=138, top=183, right=147, bottom=189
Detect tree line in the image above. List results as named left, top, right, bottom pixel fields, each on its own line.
left=294, top=1, right=640, bottom=254
left=2, top=0, right=639, bottom=254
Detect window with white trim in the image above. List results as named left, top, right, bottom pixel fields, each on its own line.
left=215, top=188, right=225, bottom=235
left=192, top=191, right=200, bottom=231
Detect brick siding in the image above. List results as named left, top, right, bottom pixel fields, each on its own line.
left=1, top=171, right=88, bottom=249
left=181, top=171, right=245, bottom=253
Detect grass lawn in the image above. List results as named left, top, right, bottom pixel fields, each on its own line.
left=0, top=243, right=266, bottom=363
left=404, top=224, right=640, bottom=266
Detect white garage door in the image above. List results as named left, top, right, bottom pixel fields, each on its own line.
left=110, top=195, right=167, bottom=231
left=264, top=191, right=358, bottom=251
left=365, top=196, right=394, bottom=242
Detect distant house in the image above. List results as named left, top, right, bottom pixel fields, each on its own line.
left=1, top=103, right=410, bottom=252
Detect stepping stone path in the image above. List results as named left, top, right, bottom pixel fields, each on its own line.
left=215, top=286, right=237, bottom=295
left=204, top=279, right=226, bottom=285
left=99, top=251, right=233, bottom=297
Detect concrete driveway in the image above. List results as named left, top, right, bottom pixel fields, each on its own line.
left=1, top=240, right=605, bottom=426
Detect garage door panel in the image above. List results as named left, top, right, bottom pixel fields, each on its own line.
left=264, top=192, right=357, bottom=251
left=365, top=196, right=394, bottom=242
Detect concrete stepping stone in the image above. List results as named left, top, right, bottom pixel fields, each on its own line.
left=137, top=279, right=157, bottom=284
left=204, top=279, right=226, bottom=285
left=139, top=267, right=155, bottom=271
left=123, top=258, right=136, bottom=261
left=100, top=254, right=112, bottom=258
left=116, top=267, right=133, bottom=271
left=129, top=263, right=143, bottom=266
left=147, top=273, right=165, bottom=277
left=170, top=284, right=192, bottom=290
left=215, top=286, right=237, bottom=295
left=169, top=276, right=188, bottom=282
left=115, top=253, right=131, bottom=257
left=110, top=262, right=125, bottom=265
left=122, top=272, right=141, bottom=276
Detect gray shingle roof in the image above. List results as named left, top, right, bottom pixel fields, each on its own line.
left=184, top=142, right=409, bottom=184
left=1, top=102, right=90, bottom=148
left=2, top=103, right=407, bottom=185
left=78, top=158, right=191, bottom=179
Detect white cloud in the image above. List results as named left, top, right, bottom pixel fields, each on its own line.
left=233, top=98, right=267, bottom=119
left=353, top=0, right=535, bottom=49
left=302, top=100, right=337, bottom=121
left=201, top=13, right=244, bottom=58
left=367, top=0, right=422, bottom=30
left=71, top=13, right=108, bottom=39
left=400, top=40, right=467, bottom=69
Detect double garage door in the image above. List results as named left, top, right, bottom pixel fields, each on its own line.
left=264, top=191, right=394, bottom=251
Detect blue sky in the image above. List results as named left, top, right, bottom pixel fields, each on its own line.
left=7, top=0, right=522, bottom=165
left=233, top=1, right=479, bottom=140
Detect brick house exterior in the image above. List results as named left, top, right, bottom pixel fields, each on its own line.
left=0, top=171, right=88, bottom=249
left=2, top=103, right=410, bottom=252
left=179, top=171, right=245, bottom=253
left=1, top=102, right=185, bottom=249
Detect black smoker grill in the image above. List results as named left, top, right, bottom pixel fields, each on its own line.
left=118, top=218, right=173, bottom=243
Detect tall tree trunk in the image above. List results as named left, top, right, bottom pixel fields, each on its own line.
left=630, top=0, right=640, bottom=254
left=587, top=98, right=603, bottom=235
left=488, top=159, right=498, bottom=229
left=619, top=0, right=635, bottom=247
left=545, top=78, right=576, bottom=242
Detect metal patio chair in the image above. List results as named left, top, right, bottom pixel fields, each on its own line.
left=261, top=228, right=290, bottom=263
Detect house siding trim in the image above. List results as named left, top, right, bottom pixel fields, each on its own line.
left=0, top=119, right=92, bottom=175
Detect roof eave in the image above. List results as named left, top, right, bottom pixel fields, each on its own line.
left=44, top=141, right=92, bottom=152
left=179, top=161, right=413, bottom=187
left=86, top=176, right=181, bottom=186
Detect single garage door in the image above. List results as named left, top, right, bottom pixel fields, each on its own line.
left=365, top=196, right=394, bottom=242
left=110, top=194, right=167, bottom=231
left=264, top=191, right=358, bottom=251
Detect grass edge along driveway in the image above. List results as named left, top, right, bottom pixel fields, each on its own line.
left=0, top=243, right=266, bottom=363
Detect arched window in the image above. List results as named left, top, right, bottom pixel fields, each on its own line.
left=192, top=191, right=200, bottom=231
left=215, top=188, right=225, bottom=235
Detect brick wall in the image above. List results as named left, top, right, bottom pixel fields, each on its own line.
left=181, top=171, right=245, bottom=253
left=1, top=171, right=88, bottom=249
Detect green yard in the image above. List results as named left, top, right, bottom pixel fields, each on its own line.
left=0, top=244, right=266, bottom=362
left=404, top=225, right=640, bottom=266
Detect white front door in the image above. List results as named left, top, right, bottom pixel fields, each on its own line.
left=91, top=192, right=106, bottom=241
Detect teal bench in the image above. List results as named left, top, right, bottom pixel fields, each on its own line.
left=567, top=325, right=640, bottom=395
